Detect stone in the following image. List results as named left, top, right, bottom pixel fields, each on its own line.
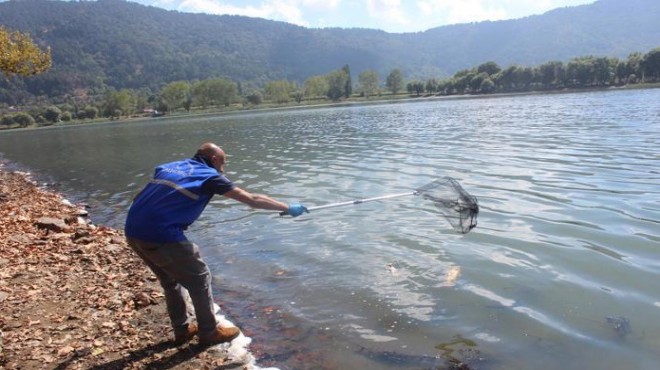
left=35, top=217, right=70, bottom=233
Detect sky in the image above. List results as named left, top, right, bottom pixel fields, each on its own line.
left=133, top=0, right=596, bottom=33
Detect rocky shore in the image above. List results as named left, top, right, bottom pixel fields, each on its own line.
left=0, top=167, right=253, bottom=369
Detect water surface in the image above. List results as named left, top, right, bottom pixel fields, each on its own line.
left=1, top=89, right=659, bottom=369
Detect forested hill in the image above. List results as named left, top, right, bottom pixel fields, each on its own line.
left=1, top=0, right=659, bottom=103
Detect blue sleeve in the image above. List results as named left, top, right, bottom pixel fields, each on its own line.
left=201, top=175, right=235, bottom=195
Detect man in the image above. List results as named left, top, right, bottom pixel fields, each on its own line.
left=125, top=142, right=308, bottom=346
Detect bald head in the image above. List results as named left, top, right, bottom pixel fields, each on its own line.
left=196, top=142, right=226, bottom=172
left=197, top=142, right=224, bottom=158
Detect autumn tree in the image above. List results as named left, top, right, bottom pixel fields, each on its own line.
left=0, top=26, right=51, bottom=77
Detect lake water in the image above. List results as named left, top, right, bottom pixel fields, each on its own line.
left=1, top=89, right=659, bottom=369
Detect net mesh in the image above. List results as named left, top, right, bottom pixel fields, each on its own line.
left=416, top=177, right=479, bottom=234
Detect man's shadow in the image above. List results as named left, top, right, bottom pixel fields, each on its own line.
left=55, top=341, right=210, bottom=370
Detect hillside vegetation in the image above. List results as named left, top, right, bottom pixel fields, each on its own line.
left=0, top=0, right=659, bottom=106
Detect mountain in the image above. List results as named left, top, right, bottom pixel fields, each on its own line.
left=0, top=0, right=659, bottom=103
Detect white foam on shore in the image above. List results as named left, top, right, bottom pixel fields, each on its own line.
left=185, top=291, right=280, bottom=370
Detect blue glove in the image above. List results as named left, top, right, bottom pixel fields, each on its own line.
left=288, top=203, right=309, bottom=217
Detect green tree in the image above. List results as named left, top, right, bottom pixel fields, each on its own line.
left=210, top=79, right=238, bottom=107
left=451, top=69, right=475, bottom=93
left=342, top=64, right=352, bottom=98
left=191, top=80, right=212, bottom=108
left=1, top=115, right=14, bottom=127
left=103, top=89, right=134, bottom=117
left=477, top=61, right=501, bottom=76
left=469, top=72, right=489, bottom=92
left=61, top=111, right=72, bottom=121
left=406, top=81, right=424, bottom=96
left=159, top=81, right=191, bottom=112
left=566, top=58, right=593, bottom=87
left=592, top=57, right=614, bottom=86
left=0, top=26, right=51, bottom=77
left=385, top=69, right=403, bottom=94
left=303, top=75, right=329, bottom=98
left=425, top=78, right=438, bottom=94
left=12, top=112, right=34, bottom=128
left=480, top=78, right=495, bottom=93
left=538, top=61, right=564, bottom=89
left=265, top=80, right=294, bottom=103
left=326, top=69, right=349, bottom=101
left=43, top=105, right=62, bottom=123
left=643, top=48, right=660, bottom=81
left=358, top=70, right=379, bottom=98
left=192, top=79, right=238, bottom=108
left=84, top=106, right=98, bottom=120
left=246, top=91, right=263, bottom=105
left=626, top=52, right=644, bottom=82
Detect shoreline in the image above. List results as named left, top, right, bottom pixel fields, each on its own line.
left=0, top=166, right=256, bottom=369
left=2, top=84, right=659, bottom=133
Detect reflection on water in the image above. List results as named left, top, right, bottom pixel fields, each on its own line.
left=1, top=89, right=659, bottom=369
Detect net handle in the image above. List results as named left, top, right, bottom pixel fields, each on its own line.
left=307, top=191, right=417, bottom=211
left=279, top=191, right=416, bottom=215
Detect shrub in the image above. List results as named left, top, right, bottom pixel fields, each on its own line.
left=12, top=112, right=35, bottom=128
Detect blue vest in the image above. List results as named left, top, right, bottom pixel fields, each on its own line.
left=125, top=159, right=219, bottom=243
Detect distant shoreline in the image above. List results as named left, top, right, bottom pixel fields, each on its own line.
left=2, top=83, right=659, bottom=132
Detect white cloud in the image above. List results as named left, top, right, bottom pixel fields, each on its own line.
left=301, top=0, right=340, bottom=9
left=176, top=0, right=310, bottom=26
left=140, top=0, right=596, bottom=32
left=415, top=0, right=594, bottom=27
left=366, top=0, right=410, bottom=26
left=415, top=0, right=507, bottom=25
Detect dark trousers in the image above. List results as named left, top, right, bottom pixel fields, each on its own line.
left=127, top=237, right=218, bottom=336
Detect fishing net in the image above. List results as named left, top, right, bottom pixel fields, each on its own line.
left=415, top=177, right=479, bottom=234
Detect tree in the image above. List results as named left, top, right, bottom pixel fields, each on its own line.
left=159, top=81, right=191, bottom=112
left=406, top=81, right=424, bottom=96
left=1, top=115, right=14, bottom=127
left=358, top=70, right=379, bottom=98
left=43, top=106, right=62, bottom=123
left=469, top=72, right=489, bottom=92
left=425, top=78, right=438, bottom=94
left=386, top=69, right=403, bottom=94
left=326, top=69, right=348, bottom=101
left=477, top=61, right=501, bottom=76
left=12, top=112, right=35, bottom=128
left=566, top=58, right=593, bottom=87
left=192, top=79, right=238, bottom=108
left=303, top=75, right=329, bottom=98
left=342, top=64, right=352, bottom=98
left=245, top=91, right=262, bottom=105
left=0, top=26, right=51, bottom=77
left=592, top=57, right=614, bottom=86
left=538, top=61, right=564, bottom=89
left=480, top=78, right=495, bottom=93
left=84, top=106, right=98, bottom=120
left=643, top=48, right=660, bottom=82
left=626, top=52, right=644, bottom=82
left=103, top=89, right=134, bottom=117
left=265, top=80, right=293, bottom=103
left=451, top=69, right=475, bottom=93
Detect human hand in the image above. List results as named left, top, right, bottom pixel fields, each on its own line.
left=287, top=203, right=309, bottom=217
